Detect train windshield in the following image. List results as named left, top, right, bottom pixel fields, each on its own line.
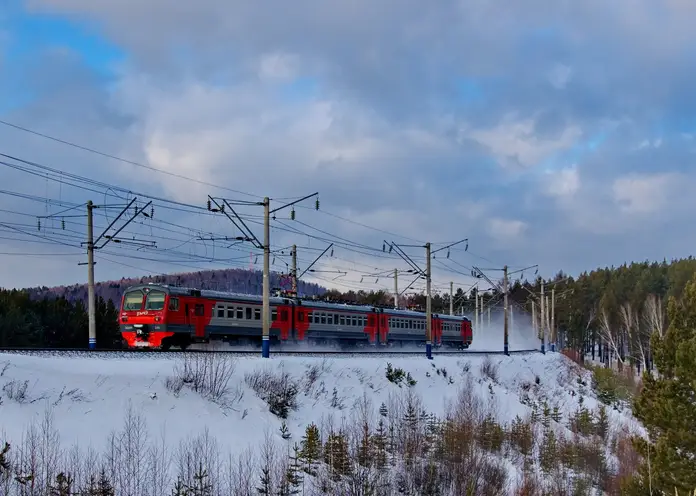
left=122, top=290, right=144, bottom=311
left=145, top=290, right=166, bottom=311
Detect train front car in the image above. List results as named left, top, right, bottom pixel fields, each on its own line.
left=120, top=284, right=175, bottom=349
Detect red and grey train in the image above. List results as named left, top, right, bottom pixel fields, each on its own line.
left=119, top=283, right=473, bottom=350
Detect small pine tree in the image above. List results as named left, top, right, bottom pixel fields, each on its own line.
left=187, top=462, right=212, bottom=496
left=551, top=406, right=562, bottom=423
left=171, top=477, right=189, bottom=496
left=538, top=429, right=558, bottom=474
left=299, top=423, right=321, bottom=475
left=96, top=468, right=115, bottom=496
left=257, top=466, right=272, bottom=495
left=0, top=442, right=10, bottom=475
left=594, top=405, right=609, bottom=441
left=372, top=419, right=388, bottom=470
left=280, top=421, right=291, bottom=440
left=285, top=443, right=303, bottom=494
left=356, top=420, right=372, bottom=467
left=49, top=472, right=75, bottom=496
left=379, top=402, right=388, bottom=417
left=323, top=431, right=351, bottom=480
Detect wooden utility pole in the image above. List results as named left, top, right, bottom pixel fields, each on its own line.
left=450, top=281, right=454, bottom=316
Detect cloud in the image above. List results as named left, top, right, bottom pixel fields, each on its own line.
left=2, top=1, right=696, bottom=292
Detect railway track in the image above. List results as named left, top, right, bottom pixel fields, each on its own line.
left=0, top=347, right=539, bottom=358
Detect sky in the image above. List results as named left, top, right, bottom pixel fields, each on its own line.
left=1, top=0, right=696, bottom=295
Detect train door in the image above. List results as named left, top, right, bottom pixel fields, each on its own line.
left=186, top=302, right=206, bottom=338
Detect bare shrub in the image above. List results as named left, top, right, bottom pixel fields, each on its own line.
left=245, top=367, right=299, bottom=419
left=174, top=428, right=222, bottom=494
left=172, top=352, right=237, bottom=404
left=164, top=376, right=184, bottom=396
left=2, top=380, right=28, bottom=403
left=479, top=357, right=498, bottom=383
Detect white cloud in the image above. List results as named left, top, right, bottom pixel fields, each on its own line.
left=612, top=173, right=679, bottom=214
left=486, top=218, right=527, bottom=242
left=545, top=167, right=580, bottom=198
left=461, top=114, right=582, bottom=169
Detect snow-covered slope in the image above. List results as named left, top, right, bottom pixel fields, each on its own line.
left=0, top=350, right=642, bottom=494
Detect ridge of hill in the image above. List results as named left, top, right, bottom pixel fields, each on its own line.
left=22, top=268, right=327, bottom=307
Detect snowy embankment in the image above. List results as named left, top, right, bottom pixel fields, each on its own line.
left=0, top=349, right=643, bottom=494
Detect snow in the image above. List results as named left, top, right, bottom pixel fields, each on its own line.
left=0, top=343, right=644, bottom=493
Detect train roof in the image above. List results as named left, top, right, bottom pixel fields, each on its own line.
left=297, top=299, right=376, bottom=313
left=123, top=284, right=291, bottom=305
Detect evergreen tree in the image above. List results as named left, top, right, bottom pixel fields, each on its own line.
left=356, top=420, right=372, bottom=467
left=299, top=423, right=321, bottom=475
left=379, top=402, right=388, bottom=418
left=0, top=442, right=9, bottom=476
left=171, top=476, right=189, bottom=496
left=284, top=443, right=303, bottom=495
left=279, top=421, right=291, bottom=440
left=49, top=472, right=75, bottom=496
left=257, top=466, right=272, bottom=495
left=95, top=468, right=115, bottom=496
left=187, top=462, right=212, bottom=495
left=372, top=419, right=388, bottom=470
left=630, top=274, right=696, bottom=492
left=323, top=431, right=351, bottom=480
left=594, top=405, right=609, bottom=441
left=538, top=429, right=558, bottom=474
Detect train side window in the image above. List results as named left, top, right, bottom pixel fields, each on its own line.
left=272, top=309, right=277, bottom=321
left=308, top=313, right=313, bottom=323
left=246, top=307, right=252, bottom=320
left=350, top=316, right=356, bottom=326
left=298, top=312, right=305, bottom=322
left=168, top=297, right=179, bottom=312
left=227, top=307, right=235, bottom=318
left=217, top=306, right=225, bottom=318
left=254, top=308, right=261, bottom=320
left=334, top=314, right=339, bottom=325
left=237, top=307, right=243, bottom=319
left=195, top=304, right=204, bottom=316
left=320, top=313, right=326, bottom=324
left=339, top=315, right=345, bottom=326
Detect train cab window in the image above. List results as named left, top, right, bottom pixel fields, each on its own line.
left=272, top=309, right=277, bottom=321
left=122, top=290, right=144, bottom=311
left=145, top=290, right=166, bottom=311
left=194, top=304, right=205, bottom=316
left=168, top=297, right=179, bottom=312
left=227, top=307, right=235, bottom=318
left=217, top=306, right=225, bottom=318
left=237, top=307, right=243, bottom=319
left=254, top=308, right=261, bottom=320
left=246, top=308, right=252, bottom=320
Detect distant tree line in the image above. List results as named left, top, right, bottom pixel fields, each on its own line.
left=0, top=290, right=120, bottom=348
